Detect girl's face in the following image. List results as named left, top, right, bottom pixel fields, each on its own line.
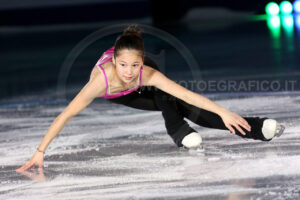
left=113, top=49, right=143, bottom=84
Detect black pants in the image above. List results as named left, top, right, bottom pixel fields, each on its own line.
left=108, top=57, right=270, bottom=147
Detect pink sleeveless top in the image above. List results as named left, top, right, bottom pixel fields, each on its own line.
left=91, top=46, right=143, bottom=99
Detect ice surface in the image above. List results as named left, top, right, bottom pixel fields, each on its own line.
left=1, top=91, right=300, bottom=200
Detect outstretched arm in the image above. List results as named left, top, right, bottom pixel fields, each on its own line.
left=37, top=76, right=105, bottom=152
left=16, top=70, right=106, bottom=172
left=144, top=67, right=251, bottom=135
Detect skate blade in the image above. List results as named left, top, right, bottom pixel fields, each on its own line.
left=276, top=124, right=285, bottom=137
left=188, top=145, right=205, bottom=153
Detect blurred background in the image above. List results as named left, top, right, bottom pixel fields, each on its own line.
left=0, top=0, right=300, bottom=104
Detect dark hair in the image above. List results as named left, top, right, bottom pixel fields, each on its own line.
left=114, top=24, right=144, bottom=60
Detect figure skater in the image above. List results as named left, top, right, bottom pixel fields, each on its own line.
left=16, top=24, right=285, bottom=172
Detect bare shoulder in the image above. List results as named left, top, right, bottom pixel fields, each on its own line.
left=141, top=64, right=159, bottom=86
left=142, top=64, right=192, bottom=104
left=88, top=64, right=110, bottom=98
left=90, top=62, right=113, bottom=80
left=101, top=61, right=114, bottom=72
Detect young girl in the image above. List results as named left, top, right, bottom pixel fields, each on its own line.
left=16, top=24, right=284, bottom=172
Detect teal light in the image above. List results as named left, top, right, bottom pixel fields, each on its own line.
left=282, top=15, right=294, bottom=38
left=282, top=15, right=294, bottom=52
left=282, top=15, right=294, bottom=28
left=280, top=1, right=293, bottom=14
left=265, top=2, right=280, bottom=15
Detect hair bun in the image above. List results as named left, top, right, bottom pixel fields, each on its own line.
left=122, top=24, right=143, bottom=37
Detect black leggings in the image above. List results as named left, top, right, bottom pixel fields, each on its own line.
left=108, top=57, right=270, bottom=147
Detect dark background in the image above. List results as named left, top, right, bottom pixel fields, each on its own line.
left=0, top=0, right=299, bottom=104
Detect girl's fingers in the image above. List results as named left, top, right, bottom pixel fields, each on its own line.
left=241, top=119, right=251, bottom=131
left=236, top=116, right=251, bottom=132
left=244, top=121, right=251, bottom=131
left=229, top=119, right=246, bottom=135
left=21, top=162, right=33, bottom=171
left=223, top=114, right=251, bottom=136
left=23, top=163, right=32, bottom=171
left=16, top=167, right=22, bottom=172
left=39, top=163, right=43, bottom=170
left=234, top=124, right=246, bottom=135
left=239, top=120, right=250, bottom=132
left=16, top=166, right=26, bottom=172
left=17, top=164, right=27, bottom=171
left=226, top=124, right=236, bottom=134
left=16, top=157, right=41, bottom=173
left=240, top=117, right=251, bottom=130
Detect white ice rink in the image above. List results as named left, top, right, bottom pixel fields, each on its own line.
left=1, top=91, right=300, bottom=199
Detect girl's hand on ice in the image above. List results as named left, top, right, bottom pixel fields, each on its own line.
left=16, top=167, right=46, bottom=182
left=16, top=150, right=44, bottom=172
left=219, top=109, right=251, bottom=135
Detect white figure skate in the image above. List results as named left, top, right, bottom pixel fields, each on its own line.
left=181, top=132, right=203, bottom=151
left=262, top=119, right=285, bottom=140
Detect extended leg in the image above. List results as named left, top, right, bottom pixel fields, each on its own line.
left=174, top=98, right=272, bottom=141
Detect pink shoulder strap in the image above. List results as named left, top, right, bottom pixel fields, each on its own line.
left=139, top=66, right=143, bottom=87
left=97, top=65, right=109, bottom=96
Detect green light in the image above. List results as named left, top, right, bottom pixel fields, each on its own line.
left=265, top=2, right=280, bottom=15
left=280, top=1, right=293, bottom=14
left=267, top=15, right=281, bottom=29
left=267, top=15, right=281, bottom=38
